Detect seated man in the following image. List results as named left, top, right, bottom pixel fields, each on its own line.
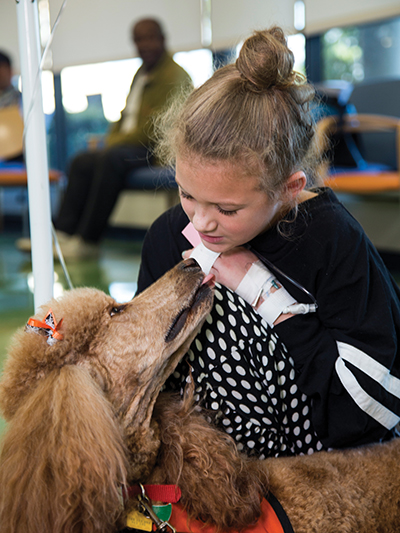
left=17, top=18, right=191, bottom=259
left=0, top=51, right=21, bottom=110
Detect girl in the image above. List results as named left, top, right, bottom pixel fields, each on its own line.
left=136, top=27, right=400, bottom=458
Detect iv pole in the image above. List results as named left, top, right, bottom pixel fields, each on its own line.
left=15, top=0, right=54, bottom=312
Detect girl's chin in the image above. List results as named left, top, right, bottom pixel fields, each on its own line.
left=201, top=240, right=234, bottom=254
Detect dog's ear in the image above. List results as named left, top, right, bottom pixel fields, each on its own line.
left=0, top=314, right=98, bottom=421
left=0, top=365, right=128, bottom=533
left=0, top=329, right=72, bottom=420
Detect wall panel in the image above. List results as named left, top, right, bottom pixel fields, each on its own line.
left=48, top=0, right=202, bottom=71
left=0, top=2, right=21, bottom=73
left=211, top=0, right=295, bottom=50
left=304, top=0, right=400, bottom=35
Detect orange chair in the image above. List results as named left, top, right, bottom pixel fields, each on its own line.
left=316, top=113, right=400, bottom=194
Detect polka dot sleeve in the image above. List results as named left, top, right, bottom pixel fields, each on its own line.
left=165, top=284, right=324, bottom=458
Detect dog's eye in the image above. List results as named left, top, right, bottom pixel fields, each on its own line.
left=110, top=305, right=126, bottom=317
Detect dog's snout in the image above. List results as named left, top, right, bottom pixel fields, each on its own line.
left=181, top=258, right=201, bottom=271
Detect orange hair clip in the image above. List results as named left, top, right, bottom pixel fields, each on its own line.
left=27, top=309, right=64, bottom=344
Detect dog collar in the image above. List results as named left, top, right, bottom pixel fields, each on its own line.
left=126, top=484, right=181, bottom=532
left=127, top=484, right=181, bottom=503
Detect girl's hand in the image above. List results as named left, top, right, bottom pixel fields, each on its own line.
left=183, top=246, right=296, bottom=325
left=209, top=247, right=259, bottom=291
left=183, top=246, right=259, bottom=291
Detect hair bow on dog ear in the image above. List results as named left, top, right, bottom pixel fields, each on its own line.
left=26, top=309, right=64, bottom=345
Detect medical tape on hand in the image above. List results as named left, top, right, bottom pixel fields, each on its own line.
left=235, top=261, right=275, bottom=306
left=235, top=261, right=296, bottom=326
left=189, top=242, right=221, bottom=275
left=257, top=288, right=296, bottom=326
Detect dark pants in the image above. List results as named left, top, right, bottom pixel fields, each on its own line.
left=55, top=144, right=151, bottom=243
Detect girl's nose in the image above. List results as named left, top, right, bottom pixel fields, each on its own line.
left=192, top=207, right=217, bottom=233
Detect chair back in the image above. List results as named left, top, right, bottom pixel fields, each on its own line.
left=349, top=78, right=400, bottom=169
left=0, top=105, right=24, bottom=160
left=315, top=113, right=400, bottom=194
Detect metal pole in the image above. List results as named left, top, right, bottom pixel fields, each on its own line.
left=16, top=0, right=54, bottom=311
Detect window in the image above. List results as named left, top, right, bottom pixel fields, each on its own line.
left=46, top=49, right=213, bottom=169
left=321, top=16, right=400, bottom=84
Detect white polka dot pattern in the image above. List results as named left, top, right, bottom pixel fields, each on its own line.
left=165, top=284, right=324, bottom=458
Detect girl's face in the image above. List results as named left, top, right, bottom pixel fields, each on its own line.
left=176, top=156, right=287, bottom=253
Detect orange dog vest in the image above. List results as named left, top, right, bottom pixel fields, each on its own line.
left=168, top=496, right=293, bottom=533
left=125, top=486, right=293, bottom=533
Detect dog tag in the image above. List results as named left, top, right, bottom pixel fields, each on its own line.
left=153, top=503, right=172, bottom=522
left=126, top=509, right=152, bottom=531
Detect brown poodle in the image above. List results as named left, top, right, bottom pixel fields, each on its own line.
left=0, top=259, right=265, bottom=533
left=0, top=258, right=399, bottom=533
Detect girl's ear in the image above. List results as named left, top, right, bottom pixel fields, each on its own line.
left=285, top=171, right=307, bottom=200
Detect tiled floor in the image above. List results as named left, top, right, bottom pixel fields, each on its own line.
left=0, top=229, right=143, bottom=436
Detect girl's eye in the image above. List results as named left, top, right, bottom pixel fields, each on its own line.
left=179, top=190, right=192, bottom=200
left=217, top=206, right=238, bottom=216
left=179, top=188, right=237, bottom=216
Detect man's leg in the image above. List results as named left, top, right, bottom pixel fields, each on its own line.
left=76, top=144, right=150, bottom=243
left=55, top=151, right=99, bottom=235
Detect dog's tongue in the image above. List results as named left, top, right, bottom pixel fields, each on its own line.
left=202, top=273, right=215, bottom=287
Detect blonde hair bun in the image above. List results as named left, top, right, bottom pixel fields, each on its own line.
left=236, top=27, right=314, bottom=105
left=154, top=25, right=323, bottom=195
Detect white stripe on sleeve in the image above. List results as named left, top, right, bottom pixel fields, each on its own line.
left=335, top=341, right=400, bottom=429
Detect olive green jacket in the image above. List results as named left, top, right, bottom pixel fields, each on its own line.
left=106, top=52, right=191, bottom=148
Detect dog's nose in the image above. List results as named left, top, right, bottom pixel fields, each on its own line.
left=181, top=257, right=200, bottom=270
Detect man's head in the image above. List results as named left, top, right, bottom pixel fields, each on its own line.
left=132, top=18, right=166, bottom=72
left=0, top=51, right=12, bottom=92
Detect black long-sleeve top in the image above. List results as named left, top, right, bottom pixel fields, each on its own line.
left=137, top=187, right=400, bottom=449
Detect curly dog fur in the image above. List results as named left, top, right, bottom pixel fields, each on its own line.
left=263, top=438, right=400, bottom=533
left=0, top=258, right=399, bottom=533
left=0, top=259, right=265, bottom=533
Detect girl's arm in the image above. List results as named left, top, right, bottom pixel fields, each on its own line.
left=200, top=245, right=400, bottom=449
left=272, top=240, right=400, bottom=449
